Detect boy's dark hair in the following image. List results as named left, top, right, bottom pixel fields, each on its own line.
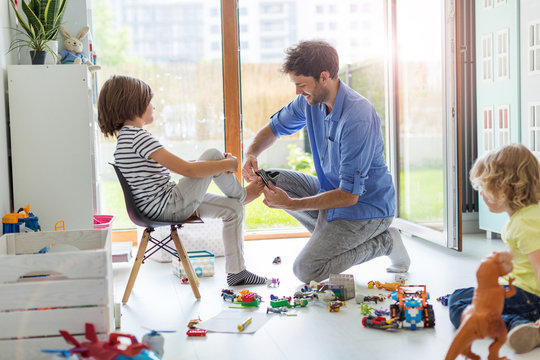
left=281, top=40, right=339, bottom=80
left=97, top=75, right=154, bottom=137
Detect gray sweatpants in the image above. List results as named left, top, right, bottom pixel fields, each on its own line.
left=158, top=148, right=246, bottom=273
left=270, top=169, right=394, bottom=283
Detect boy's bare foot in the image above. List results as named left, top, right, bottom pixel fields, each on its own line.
left=242, top=178, right=264, bottom=205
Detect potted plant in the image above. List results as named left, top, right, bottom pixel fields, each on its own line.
left=8, top=0, right=68, bottom=64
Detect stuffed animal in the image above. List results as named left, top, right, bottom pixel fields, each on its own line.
left=58, top=25, right=100, bottom=72
left=445, top=251, right=516, bottom=360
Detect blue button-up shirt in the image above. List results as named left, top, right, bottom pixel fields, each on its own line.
left=269, top=80, right=395, bottom=221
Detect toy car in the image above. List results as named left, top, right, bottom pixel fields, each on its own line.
left=368, top=280, right=405, bottom=291
left=362, top=315, right=400, bottom=330
left=328, top=300, right=344, bottom=312
left=293, top=299, right=308, bottom=308
left=236, top=291, right=261, bottom=307
left=363, top=296, right=382, bottom=304
left=221, top=289, right=236, bottom=302
left=390, top=285, right=435, bottom=329
left=374, top=308, right=391, bottom=316
left=270, top=298, right=292, bottom=308
left=187, top=317, right=201, bottom=329
left=186, top=329, right=207, bottom=337
left=266, top=306, right=288, bottom=314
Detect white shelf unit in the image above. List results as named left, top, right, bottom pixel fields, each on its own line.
left=7, top=65, right=99, bottom=231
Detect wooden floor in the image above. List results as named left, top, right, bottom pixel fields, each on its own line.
left=113, top=232, right=540, bottom=360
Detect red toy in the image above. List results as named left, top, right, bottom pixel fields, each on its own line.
left=186, top=329, right=207, bottom=337
left=362, top=315, right=399, bottom=330
left=59, top=323, right=160, bottom=360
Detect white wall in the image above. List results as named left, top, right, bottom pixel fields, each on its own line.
left=0, top=3, right=17, bottom=216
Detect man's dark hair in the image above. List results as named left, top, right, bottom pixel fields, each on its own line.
left=281, top=40, right=339, bottom=80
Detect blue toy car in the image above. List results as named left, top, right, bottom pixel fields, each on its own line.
left=389, top=285, right=435, bottom=329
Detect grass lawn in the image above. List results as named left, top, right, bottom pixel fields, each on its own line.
left=100, top=180, right=300, bottom=230
left=101, top=168, right=444, bottom=230
left=399, top=168, right=444, bottom=223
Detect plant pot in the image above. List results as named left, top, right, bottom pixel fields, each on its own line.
left=45, top=40, right=58, bottom=64
left=29, top=50, right=46, bottom=65
left=19, top=41, right=58, bottom=65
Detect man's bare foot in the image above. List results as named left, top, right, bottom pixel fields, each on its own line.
left=243, top=178, right=264, bottom=205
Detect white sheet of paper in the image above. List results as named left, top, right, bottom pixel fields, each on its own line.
left=196, top=310, right=270, bottom=334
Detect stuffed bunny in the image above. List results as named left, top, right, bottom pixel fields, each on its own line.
left=58, top=25, right=100, bottom=72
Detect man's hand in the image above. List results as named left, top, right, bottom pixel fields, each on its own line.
left=242, top=154, right=260, bottom=182
left=262, top=182, right=296, bottom=210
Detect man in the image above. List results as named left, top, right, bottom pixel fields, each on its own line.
left=242, top=40, right=410, bottom=283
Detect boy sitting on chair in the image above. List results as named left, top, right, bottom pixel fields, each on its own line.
left=98, top=75, right=267, bottom=286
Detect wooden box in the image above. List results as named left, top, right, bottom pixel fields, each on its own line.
left=0, top=229, right=114, bottom=359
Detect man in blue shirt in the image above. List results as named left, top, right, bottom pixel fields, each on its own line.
left=242, top=40, right=410, bottom=283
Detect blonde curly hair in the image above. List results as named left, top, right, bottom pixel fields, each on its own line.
left=470, top=144, right=540, bottom=212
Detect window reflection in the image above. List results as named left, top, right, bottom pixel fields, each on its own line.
left=239, top=0, right=386, bottom=230
left=94, top=0, right=224, bottom=229
left=396, top=0, right=444, bottom=229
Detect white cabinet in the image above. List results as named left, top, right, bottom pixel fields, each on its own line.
left=7, top=65, right=99, bottom=231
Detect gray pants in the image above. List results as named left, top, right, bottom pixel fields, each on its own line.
left=158, top=148, right=247, bottom=273
left=270, top=169, right=394, bottom=283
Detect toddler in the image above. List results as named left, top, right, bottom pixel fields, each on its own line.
left=448, top=144, right=540, bottom=354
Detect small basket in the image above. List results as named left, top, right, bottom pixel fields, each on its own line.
left=172, top=250, right=215, bottom=278
left=93, top=215, right=116, bottom=229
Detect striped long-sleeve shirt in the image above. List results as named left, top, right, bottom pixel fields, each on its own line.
left=114, top=126, right=175, bottom=219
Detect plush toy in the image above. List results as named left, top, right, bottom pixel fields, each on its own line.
left=58, top=25, right=100, bottom=72
left=445, top=251, right=516, bottom=360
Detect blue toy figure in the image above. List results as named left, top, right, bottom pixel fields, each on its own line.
left=390, top=284, right=435, bottom=329
left=2, top=204, right=40, bottom=234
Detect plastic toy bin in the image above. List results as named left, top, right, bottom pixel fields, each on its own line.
left=172, top=250, right=215, bottom=278
left=0, top=229, right=114, bottom=359
left=93, top=214, right=116, bottom=229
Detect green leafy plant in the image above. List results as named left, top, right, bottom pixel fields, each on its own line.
left=8, top=26, right=58, bottom=60
left=287, top=144, right=315, bottom=175
left=359, top=303, right=375, bottom=316
left=9, top=0, right=68, bottom=41
left=8, top=0, right=68, bottom=60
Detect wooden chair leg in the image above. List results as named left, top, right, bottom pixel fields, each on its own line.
left=174, top=230, right=200, bottom=288
left=122, top=229, right=150, bottom=304
left=171, top=228, right=201, bottom=299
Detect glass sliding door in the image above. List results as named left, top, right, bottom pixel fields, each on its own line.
left=238, top=0, right=387, bottom=231
left=386, top=0, right=458, bottom=247
left=93, top=0, right=225, bottom=229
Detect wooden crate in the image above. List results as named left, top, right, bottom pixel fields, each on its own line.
left=0, top=229, right=114, bottom=359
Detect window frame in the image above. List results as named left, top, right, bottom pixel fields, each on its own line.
left=530, top=102, right=540, bottom=153
left=482, top=106, right=494, bottom=152
left=496, top=28, right=509, bottom=80
left=481, top=33, right=493, bottom=82
left=529, top=20, right=540, bottom=75
left=497, top=104, right=510, bottom=147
